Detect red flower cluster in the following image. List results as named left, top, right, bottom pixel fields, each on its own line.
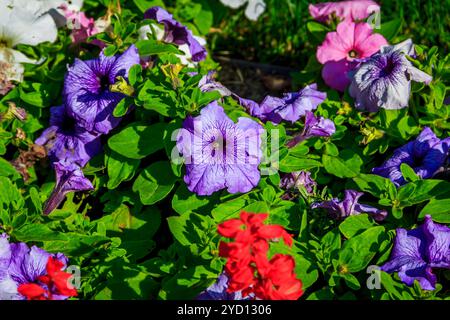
left=17, top=257, right=78, bottom=300
left=218, top=211, right=303, bottom=300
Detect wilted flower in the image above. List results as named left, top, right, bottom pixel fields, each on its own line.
left=197, top=273, right=249, bottom=300
left=43, top=161, right=93, bottom=214
left=372, top=127, right=450, bottom=186
left=309, top=0, right=380, bottom=23
left=176, top=102, right=264, bottom=196
left=35, top=105, right=101, bottom=167
left=238, top=84, right=326, bottom=124
left=220, top=0, right=266, bottom=21
left=143, top=6, right=207, bottom=62
left=381, top=215, right=450, bottom=290
left=349, top=39, right=433, bottom=111
left=0, top=234, right=77, bottom=300
left=286, top=111, right=336, bottom=148
left=311, top=189, right=388, bottom=221
left=280, top=171, right=317, bottom=193
left=63, top=45, right=140, bottom=134
left=317, top=21, right=387, bottom=91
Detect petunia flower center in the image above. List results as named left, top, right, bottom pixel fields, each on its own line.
left=380, top=56, right=397, bottom=77
left=348, top=50, right=358, bottom=59
left=98, top=75, right=111, bottom=92
left=60, top=113, right=77, bottom=133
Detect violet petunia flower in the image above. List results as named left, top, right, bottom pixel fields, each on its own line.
left=43, top=161, right=93, bottom=215
left=35, top=105, right=101, bottom=167
left=63, top=45, right=140, bottom=134
left=309, top=0, right=380, bottom=23
left=197, top=273, right=249, bottom=300
left=280, top=171, right=317, bottom=193
left=317, top=21, right=387, bottom=92
left=286, top=111, right=336, bottom=148
left=144, top=6, right=207, bottom=62
left=0, top=234, right=77, bottom=300
left=372, top=127, right=450, bottom=186
left=349, top=39, right=432, bottom=111
left=238, top=84, right=326, bottom=124
left=176, top=102, right=264, bottom=196
left=198, top=71, right=232, bottom=97
left=311, top=189, right=387, bottom=221
left=381, top=215, right=450, bottom=290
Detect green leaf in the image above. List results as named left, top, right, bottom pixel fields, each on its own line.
left=132, top=161, right=177, bottom=205
left=135, top=39, right=180, bottom=56
left=322, top=152, right=362, bottom=178
left=128, top=64, right=143, bottom=86
left=339, top=214, right=375, bottom=239
left=353, top=174, right=396, bottom=199
left=108, top=122, right=166, bottom=159
left=378, top=19, right=402, bottom=41
left=172, top=185, right=210, bottom=215
left=397, top=180, right=450, bottom=207
left=419, top=198, right=450, bottom=223
left=13, top=224, right=68, bottom=242
left=106, top=151, right=140, bottom=189
left=133, top=0, right=164, bottom=13
left=400, top=163, right=419, bottom=183
left=113, top=97, right=134, bottom=117
left=167, top=212, right=214, bottom=248
left=338, top=226, right=385, bottom=272
left=279, top=156, right=322, bottom=172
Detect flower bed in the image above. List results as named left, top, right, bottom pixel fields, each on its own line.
left=0, top=0, right=448, bottom=301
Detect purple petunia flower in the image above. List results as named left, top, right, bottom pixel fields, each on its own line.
left=237, top=84, right=326, bottom=124
left=311, top=189, right=387, bottom=222
left=381, top=215, right=450, bottom=290
left=144, top=6, right=207, bottom=62
left=280, top=171, right=317, bottom=194
left=176, top=101, right=264, bottom=196
left=197, top=273, right=249, bottom=300
left=286, top=111, right=336, bottom=148
left=63, top=45, right=140, bottom=134
left=372, top=127, right=450, bottom=186
left=43, top=161, right=93, bottom=215
left=198, top=71, right=232, bottom=97
left=35, top=105, right=101, bottom=167
left=0, top=234, right=76, bottom=300
left=349, top=39, right=432, bottom=112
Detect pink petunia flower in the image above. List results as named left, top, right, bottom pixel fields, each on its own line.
left=316, top=21, right=387, bottom=91
left=62, top=6, right=105, bottom=47
left=309, top=0, right=380, bottom=23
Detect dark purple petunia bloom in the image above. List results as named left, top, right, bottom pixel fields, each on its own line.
left=349, top=39, right=432, bottom=112
left=372, top=127, right=450, bottom=186
left=381, top=215, right=450, bottom=290
left=280, top=171, right=317, bottom=194
left=197, top=273, right=248, bottom=300
left=144, top=6, right=207, bottom=62
left=237, top=84, right=326, bottom=124
left=63, top=45, right=140, bottom=134
left=176, top=102, right=264, bottom=196
left=286, top=111, right=336, bottom=148
left=43, top=161, right=93, bottom=215
left=35, top=105, right=101, bottom=167
left=311, top=189, right=387, bottom=222
left=0, top=234, right=76, bottom=300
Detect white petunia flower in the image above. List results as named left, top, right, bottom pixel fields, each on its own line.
left=0, top=0, right=58, bottom=94
left=220, top=0, right=266, bottom=21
